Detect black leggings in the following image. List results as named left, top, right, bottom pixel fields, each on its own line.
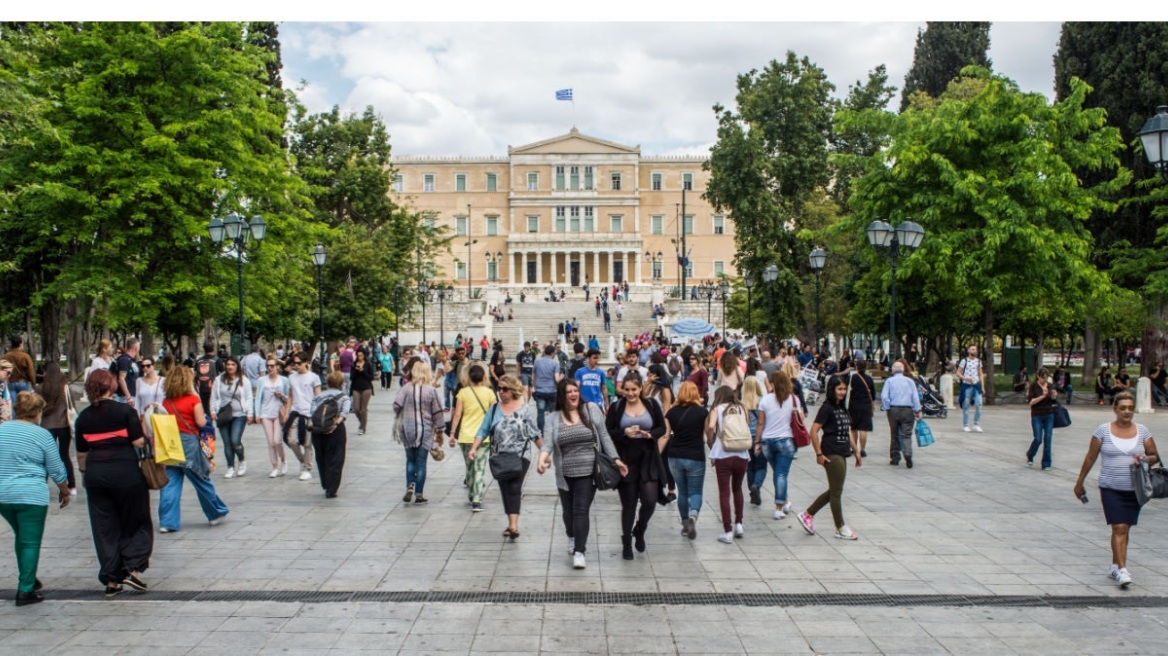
left=48, top=426, right=75, bottom=489
left=559, top=475, right=597, bottom=553
left=617, top=477, right=659, bottom=537
left=499, top=458, right=531, bottom=515
left=380, top=371, right=392, bottom=389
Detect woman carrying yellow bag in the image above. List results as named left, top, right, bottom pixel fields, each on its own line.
left=149, top=412, right=185, bottom=466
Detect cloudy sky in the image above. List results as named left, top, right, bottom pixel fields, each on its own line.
left=280, top=22, right=1064, bottom=157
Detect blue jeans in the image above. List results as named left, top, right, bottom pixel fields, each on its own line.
left=761, top=438, right=796, bottom=505
left=404, top=446, right=428, bottom=494
left=533, top=391, right=556, bottom=432
left=8, top=381, right=31, bottom=395
left=158, top=466, right=230, bottom=530
left=218, top=416, right=247, bottom=468
left=1027, top=414, right=1055, bottom=469
left=668, top=457, right=706, bottom=521
left=961, top=385, right=983, bottom=426
left=746, top=410, right=767, bottom=489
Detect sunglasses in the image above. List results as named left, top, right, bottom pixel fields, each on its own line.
left=142, top=363, right=154, bottom=368
left=1117, top=405, right=1136, bottom=411
left=267, top=362, right=278, bottom=367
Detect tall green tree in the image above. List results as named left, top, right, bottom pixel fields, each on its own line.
left=899, top=22, right=992, bottom=112
left=704, top=51, right=836, bottom=341
left=839, top=68, right=1129, bottom=396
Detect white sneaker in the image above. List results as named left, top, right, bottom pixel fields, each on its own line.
left=717, top=531, right=734, bottom=544
left=1116, top=568, right=1132, bottom=588
left=834, top=525, right=859, bottom=540
left=224, top=467, right=235, bottom=479
left=299, top=470, right=311, bottom=481
left=972, top=425, right=983, bottom=433
left=963, top=426, right=971, bottom=432
left=279, top=461, right=288, bottom=476
left=733, top=523, right=744, bottom=538
left=782, top=501, right=792, bottom=514
left=773, top=508, right=786, bottom=520
left=572, top=552, right=586, bottom=569
left=236, top=462, right=247, bottom=476
left=269, top=468, right=280, bottom=478
left=209, top=518, right=222, bottom=527
left=1108, top=564, right=1119, bottom=581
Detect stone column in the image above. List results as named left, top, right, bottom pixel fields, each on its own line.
left=634, top=251, right=642, bottom=284
left=509, top=251, right=518, bottom=285
left=592, top=251, right=600, bottom=285
left=535, top=251, right=543, bottom=285
left=607, top=250, right=615, bottom=284
left=551, top=251, right=559, bottom=286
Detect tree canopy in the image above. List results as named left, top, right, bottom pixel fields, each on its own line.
left=899, top=22, right=992, bottom=113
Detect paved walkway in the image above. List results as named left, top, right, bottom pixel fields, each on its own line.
left=3, top=389, right=1168, bottom=654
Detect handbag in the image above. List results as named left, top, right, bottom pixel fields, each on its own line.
left=791, top=407, right=811, bottom=448
left=217, top=380, right=239, bottom=423
left=1052, top=403, right=1072, bottom=429
left=150, top=412, right=186, bottom=466
left=489, top=451, right=524, bottom=480
left=916, top=419, right=936, bottom=447
left=429, top=446, right=445, bottom=461
left=64, top=385, right=78, bottom=427
left=1131, top=459, right=1168, bottom=506
left=588, top=409, right=622, bottom=490
left=139, top=441, right=169, bottom=490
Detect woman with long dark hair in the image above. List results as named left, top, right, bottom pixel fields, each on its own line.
left=36, top=362, right=78, bottom=494
left=210, top=356, right=252, bottom=478
left=606, top=371, right=669, bottom=560
left=797, top=375, right=862, bottom=541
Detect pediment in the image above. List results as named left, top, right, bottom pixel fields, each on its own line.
left=509, top=128, right=640, bottom=156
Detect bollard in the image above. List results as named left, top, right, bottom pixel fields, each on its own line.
left=1137, top=376, right=1155, bottom=414
left=940, top=373, right=956, bottom=409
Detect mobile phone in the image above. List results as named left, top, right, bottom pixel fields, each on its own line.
left=1079, top=492, right=1089, bottom=504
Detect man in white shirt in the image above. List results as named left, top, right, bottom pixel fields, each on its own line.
left=283, top=352, right=322, bottom=480
left=957, top=345, right=985, bottom=432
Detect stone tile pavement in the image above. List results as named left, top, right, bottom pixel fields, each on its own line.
left=3, top=387, right=1168, bottom=654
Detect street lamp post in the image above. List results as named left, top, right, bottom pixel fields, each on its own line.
left=866, top=220, right=924, bottom=361
left=718, top=279, right=730, bottom=338
left=743, top=273, right=754, bottom=337
left=484, top=251, right=503, bottom=283
left=1139, top=105, right=1168, bottom=182
left=438, top=285, right=454, bottom=348
left=809, top=248, right=827, bottom=355
left=763, top=264, right=778, bottom=351
left=208, top=213, right=266, bottom=355
left=393, top=283, right=403, bottom=349
left=418, top=279, right=429, bottom=346
left=644, top=250, right=664, bottom=281
left=312, top=245, right=326, bottom=368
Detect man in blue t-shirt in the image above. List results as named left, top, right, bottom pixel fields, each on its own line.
left=574, top=349, right=608, bottom=411
left=533, top=344, right=563, bottom=432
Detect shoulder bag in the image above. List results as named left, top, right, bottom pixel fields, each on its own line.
left=217, top=379, right=239, bottom=423
left=65, top=385, right=78, bottom=427
left=588, top=404, right=622, bottom=490
left=487, top=406, right=525, bottom=481
left=790, top=398, right=811, bottom=448
left=1052, top=402, right=1072, bottom=429
left=138, top=436, right=169, bottom=490
left=1131, top=457, right=1168, bottom=506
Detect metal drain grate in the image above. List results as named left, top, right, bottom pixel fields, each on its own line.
left=8, top=588, right=1168, bottom=608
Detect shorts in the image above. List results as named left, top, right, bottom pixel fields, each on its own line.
left=1100, top=487, right=1140, bottom=526
left=520, top=373, right=532, bottom=387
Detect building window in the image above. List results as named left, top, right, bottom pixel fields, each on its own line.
left=555, top=207, right=566, bottom=232
left=527, top=215, right=539, bottom=232
left=393, top=174, right=404, bottom=193
left=486, top=216, right=498, bottom=236
left=570, top=166, right=580, bottom=190
left=423, top=174, right=434, bottom=192
left=610, top=215, right=623, bottom=233
left=487, top=261, right=498, bottom=282
left=423, top=214, right=437, bottom=229
left=683, top=214, right=694, bottom=235
left=584, top=166, right=594, bottom=190
left=682, top=173, right=693, bottom=191
left=527, top=172, right=538, bottom=191
left=555, top=166, right=565, bottom=190
left=651, top=172, right=662, bottom=191
left=714, top=261, right=725, bottom=277
left=583, top=207, right=594, bottom=232
left=611, top=172, right=621, bottom=191
left=486, top=173, right=497, bottom=192
left=685, top=260, right=694, bottom=277
left=570, top=206, right=580, bottom=232
left=652, top=260, right=663, bottom=279
left=651, top=215, right=663, bottom=235
left=713, top=215, right=724, bottom=235
left=456, top=261, right=467, bottom=280
left=455, top=173, right=467, bottom=192
left=455, top=216, right=467, bottom=236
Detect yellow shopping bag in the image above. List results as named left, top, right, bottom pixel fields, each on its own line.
left=150, top=413, right=186, bottom=466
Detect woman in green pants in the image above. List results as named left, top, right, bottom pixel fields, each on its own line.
left=0, top=392, right=71, bottom=606
left=797, top=375, right=863, bottom=541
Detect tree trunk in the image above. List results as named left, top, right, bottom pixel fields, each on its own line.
left=1084, top=326, right=1101, bottom=386
left=139, top=324, right=155, bottom=361
left=63, top=299, right=87, bottom=381
left=37, top=299, right=61, bottom=365
left=1035, top=333, right=1045, bottom=373
left=983, top=302, right=996, bottom=403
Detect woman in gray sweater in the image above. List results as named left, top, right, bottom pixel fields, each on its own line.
left=538, top=378, right=627, bottom=569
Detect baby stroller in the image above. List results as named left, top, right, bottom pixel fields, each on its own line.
left=916, top=376, right=948, bottom=418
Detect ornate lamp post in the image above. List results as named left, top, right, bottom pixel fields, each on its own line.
left=438, top=284, right=454, bottom=348
left=697, top=283, right=715, bottom=324
left=644, top=250, right=664, bottom=280
left=208, top=213, right=266, bottom=355
left=1139, top=106, right=1168, bottom=182
left=743, top=273, right=754, bottom=337
left=484, top=251, right=503, bottom=282
left=866, top=219, right=924, bottom=361
left=393, top=283, right=404, bottom=350
left=809, top=247, right=827, bottom=354
left=311, top=244, right=326, bottom=368
left=418, top=279, right=429, bottom=345
left=763, top=264, right=779, bottom=350
left=718, top=279, right=730, bottom=338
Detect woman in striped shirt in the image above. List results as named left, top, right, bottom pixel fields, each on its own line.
left=1073, top=391, right=1160, bottom=588
left=0, top=392, right=70, bottom=606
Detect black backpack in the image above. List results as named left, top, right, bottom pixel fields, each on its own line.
left=568, top=355, right=587, bottom=379
left=309, top=395, right=340, bottom=435
left=195, top=358, right=215, bottom=397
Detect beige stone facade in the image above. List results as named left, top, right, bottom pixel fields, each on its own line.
left=390, top=128, right=737, bottom=292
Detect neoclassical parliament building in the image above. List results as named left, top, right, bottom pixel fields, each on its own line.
left=390, top=128, right=738, bottom=293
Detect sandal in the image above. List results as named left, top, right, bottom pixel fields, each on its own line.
left=503, top=528, right=519, bottom=540
left=104, top=585, right=124, bottom=598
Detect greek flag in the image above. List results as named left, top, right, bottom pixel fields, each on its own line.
left=555, top=88, right=573, bottom=101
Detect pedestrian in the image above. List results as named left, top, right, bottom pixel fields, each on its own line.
left=76, top=370, right=156, bottom=593
left=337, top=338, right=356, bottom=394
left=210, top=357, right=253, bottom=478
left=469, top=375, right=541, bottom=539
left=311, top=372, right=352, bottom=498
left=36, top=362, right=79, bottom=495
left=845, top=360, right=876, bottom=458
left=606, top=370, right=668, bottom=559
left=394, top=361, right=444, bottom=504
left=488, top=349, right=507, bottom=392
left=1096, top=366, right=1116, bottom=405
left=158, top=367, right=230, bottom=533
left=1073, top=392, right=1159, bottom=588
left=86, top=338, right=115, bottom=382
left=532, top=345, right=562, bottom=432
left=662, top=381, right=709, bottom=539
left=0, top=392, right=71, bottom=606
left=134, top=355, right=166, bottom=428
left=254, top=356, right=291, bottom=478
left=687, top=353, right=710, bottom=405
left=880, top=361, right=920, bottom=468
left=283, top=352, right=322, bottom=482
left=798, top=375, right=862, bottom=540
left=1026, top=367, right=1060, bottom=470
left=705, top=386, right=751, bottom=543
left=2, top=337, right=36, bottom=396
left=448, top=364, right=496, bottom=511
left=349, top=349, right=376, bottom=435
left=378, top=347, right=395, bottom=390
left=755, top=370, right=799, bottom=519
left=956, top=345, right=985, bottom=432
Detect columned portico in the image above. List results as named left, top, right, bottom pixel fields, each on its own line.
left=504, top=234, right=645, bottom=287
